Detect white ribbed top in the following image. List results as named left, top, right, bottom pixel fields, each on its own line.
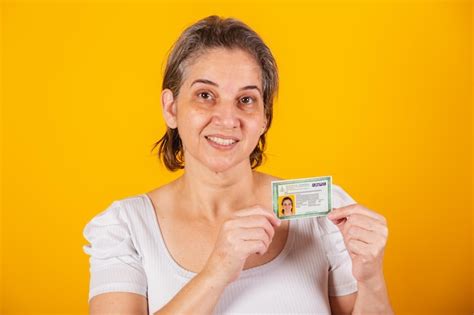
left=83, top=184, right=358, bottom=314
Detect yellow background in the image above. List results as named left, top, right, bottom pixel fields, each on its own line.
left=1, top=0, right=472, bottom=314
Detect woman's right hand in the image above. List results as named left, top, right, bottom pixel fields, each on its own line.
left=202, top=205, right=282, bottom=286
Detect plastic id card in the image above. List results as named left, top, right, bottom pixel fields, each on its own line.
left=272, top=176, right=332, bottom=220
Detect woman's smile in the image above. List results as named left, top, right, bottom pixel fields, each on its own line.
left=205, top=135, right=240, bottom=150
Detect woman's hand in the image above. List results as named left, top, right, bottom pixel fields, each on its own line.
left=202, top=205, right=281, bottom=286
left=327, top=204, right=389, bottom=284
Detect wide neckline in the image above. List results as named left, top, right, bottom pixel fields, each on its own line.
left=141, top=193, right=295, bottom=279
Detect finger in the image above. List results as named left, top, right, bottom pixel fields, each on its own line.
left=234, top=206, right=281, bottom=227
left=346, top=225, right=381, bottom=244
left=232, top=215, right=276, bottom=240
left=329, top=216, right=347, bottom=227
left=328, top=204, right=385, bottom=222
left=342, top=214, right=388, bottom=237
left=239, top=227, right=271, bottom=248
left=347, top=239, right=382, bottom=261
left=346, top=239, right=370, bottom=256
left=244, top=239, right=268, bottom=255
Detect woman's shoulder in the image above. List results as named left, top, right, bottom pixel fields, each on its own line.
left=83, top=190, right=163, bottom=230
left=83, top=193, right=158, bottom=256
left=145, top=177, right=180, bottom=201
left=82, top=198, right=138, bottom=254
left=331, top=183, right=357, bottom=208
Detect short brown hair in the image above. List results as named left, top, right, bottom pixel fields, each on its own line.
left=151, top=15, right=279, bottom=171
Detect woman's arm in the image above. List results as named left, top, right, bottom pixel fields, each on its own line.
left=352, top=272, right=393, bottom=315
left=90, top=292, right=148, bottom=315
left=89, top=271, right=227, bottom=315
left=328, top=204, right=394, bottom=315
left=329, top=293, right=357, bottom=315
left=329, top=273, right=393, bottom=315
left=89, top=265, right=229, bottom=315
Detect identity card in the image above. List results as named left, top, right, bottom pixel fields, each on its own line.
left=272, top=176, right=332, bottom=220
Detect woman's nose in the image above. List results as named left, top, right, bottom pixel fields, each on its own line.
left=212, top=100, right=240, bottom=129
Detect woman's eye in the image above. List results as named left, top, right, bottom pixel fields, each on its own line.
left=198, top=92, right=212, bottom=100
left=240, top=96, right=255, bottom=105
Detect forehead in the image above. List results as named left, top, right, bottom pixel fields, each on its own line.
left=182, top=48, right=262, bottom=90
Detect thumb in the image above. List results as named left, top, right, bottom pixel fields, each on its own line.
left=328, top=208, right=346, bottom=228
left=328, top=216, right=346, bottom=229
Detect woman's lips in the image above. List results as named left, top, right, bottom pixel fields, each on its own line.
left=205, top=135, right=239, bottom=150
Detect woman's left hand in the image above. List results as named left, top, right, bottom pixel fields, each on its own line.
left=327, top=204, right=388, bottom=284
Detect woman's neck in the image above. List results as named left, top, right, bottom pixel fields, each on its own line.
left=173, top=157, right=260, bottom=222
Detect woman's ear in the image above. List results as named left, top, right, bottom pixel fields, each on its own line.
left=261, top=119, right=268, bottom=135
left=161, top=89, right=178, bottom=129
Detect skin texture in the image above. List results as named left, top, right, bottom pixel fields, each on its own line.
left=89, top=47, right=393, bottom=315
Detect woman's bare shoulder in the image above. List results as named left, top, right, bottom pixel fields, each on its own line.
left=145, top=178, right=181, bottom=208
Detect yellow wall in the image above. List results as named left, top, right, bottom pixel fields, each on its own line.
left=2, top=0, right=472, bottom=314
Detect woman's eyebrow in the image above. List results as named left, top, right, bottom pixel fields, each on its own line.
left=190, top=79, right=262, bottom=96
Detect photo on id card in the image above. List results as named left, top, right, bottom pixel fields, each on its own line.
left=272, top=176, right=332, bottom=220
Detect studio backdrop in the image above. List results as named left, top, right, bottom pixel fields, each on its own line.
left=1, top=0, right=472, bottom=314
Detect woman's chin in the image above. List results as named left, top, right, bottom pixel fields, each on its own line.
left=206, top=163, right=235, bottom=174
left=183, top=151, right=251, bottom=174
left=204, top=158, right=246, bottom=174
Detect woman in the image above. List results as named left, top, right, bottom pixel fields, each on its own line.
left=83, top=15, right=393, bottom=315
left=281, top=196, right=294, bottom=216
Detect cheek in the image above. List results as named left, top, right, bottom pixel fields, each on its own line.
left=176, top=113, right=210, bottom=149
left=177, top=108, right=210, bottom=132
left=244, top=115, right=265, bottom=136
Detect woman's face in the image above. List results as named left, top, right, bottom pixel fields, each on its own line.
left=163, top=48, right=267, bottom=173
left=282, top=199, right=293, bottom=213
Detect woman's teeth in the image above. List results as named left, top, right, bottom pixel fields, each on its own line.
left=207, top=136, right=237, bottom=146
